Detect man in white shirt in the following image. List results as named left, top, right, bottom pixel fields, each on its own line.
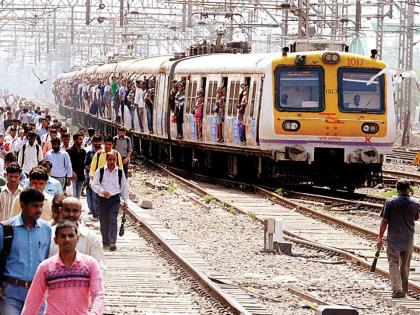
left=134, top=80, right=145, bottom=132
left=49, top=197, right=105, bottom=271
left=92, top=152, right=128, bottom=251
left=17, top=131, right=42, bottom=176
left=4, top=127, right=17, bottom=152
left=19, top=107, right=32, bottom=124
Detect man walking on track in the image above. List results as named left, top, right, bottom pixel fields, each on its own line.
left=113, top=126, right=132, bottom=178
left=377, top=179, right=420, bottom=298
left=92, top=152, right=128, bottom=251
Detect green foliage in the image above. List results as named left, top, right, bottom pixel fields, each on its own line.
left=275, top=188, right=284, bottom=196
left=377, top=188, right=397, bottom=199
left=167, top=182, right=177, bottom=193
left=202, top=194, right=215, bottom=204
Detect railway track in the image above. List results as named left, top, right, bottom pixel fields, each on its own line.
left=385, top=148, right=419, bottom=165
left=80, top=199, right=270, bottom=315
left=284, top=190, right=383, bottom=213
left=151, top=163, right=420, bottom=314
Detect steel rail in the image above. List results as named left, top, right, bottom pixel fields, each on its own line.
left=125, top=199, right=253, bottom=315
left=284, top=190, right=383, bottom=212
left=382, top=170, right=420, bottom=182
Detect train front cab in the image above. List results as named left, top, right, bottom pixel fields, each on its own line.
left=264, top=51, right=395, bottom=191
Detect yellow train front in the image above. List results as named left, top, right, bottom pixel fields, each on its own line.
left=259, top=46, right=395, bottom=191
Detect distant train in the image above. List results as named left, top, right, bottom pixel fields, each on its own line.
left=54, top=41, right=395, bottom=192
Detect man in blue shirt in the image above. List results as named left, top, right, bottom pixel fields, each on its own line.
left=46, top=138, right=72, bottom=190
left=0, top=187, right=51, bottom=314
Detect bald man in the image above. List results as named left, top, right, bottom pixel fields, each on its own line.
left=49, top=197, right=105, bottom=271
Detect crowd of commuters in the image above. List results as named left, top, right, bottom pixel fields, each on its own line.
left=54, top=76, right=251, bottom=144
left=53, top=76, right=156, bottom=134
left=0, top=92, right=132, bottom=314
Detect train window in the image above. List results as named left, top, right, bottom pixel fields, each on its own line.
left=338, top=68, right=385, bottom=114
left=186, top=81, right=198, bottom=113
left=206, top=81, right=218, bottom=115
left=227, top=80, right=240, bottom=116
left=274, top=66, right=324, bottom=112
left=249, top=81, right=257, bottom=118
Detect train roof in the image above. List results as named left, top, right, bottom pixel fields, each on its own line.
left=174, top=53, right=280, bottom=74
left=55, top=50, right=388, bottom=82
left=96, top=63, right=118, bottom=74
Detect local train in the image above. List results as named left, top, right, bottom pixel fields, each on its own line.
left=54, top=41, right=396, bottom=191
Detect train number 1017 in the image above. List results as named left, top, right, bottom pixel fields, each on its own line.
left=326, top=88, right=338, bottom=95
left=347, top=58, right=364, bottom=67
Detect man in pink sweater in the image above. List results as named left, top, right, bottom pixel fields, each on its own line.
left=21, top=220, right=105, bottom=315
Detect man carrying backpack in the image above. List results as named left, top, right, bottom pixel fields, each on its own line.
left=92, top=152, right=128, bottom=252
left=17, top=131, right=42, bottom=177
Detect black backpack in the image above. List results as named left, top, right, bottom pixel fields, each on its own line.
left=0, top=223, right=13, bottom=280
left=99, top=166, right=122, bottom=187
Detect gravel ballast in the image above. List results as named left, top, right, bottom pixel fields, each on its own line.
left=128, top=164, right=398, bottom=315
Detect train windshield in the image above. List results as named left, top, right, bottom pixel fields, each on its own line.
left=338, top=68, right=385, bottom=113
left=275, top=67, right=324, bottom=112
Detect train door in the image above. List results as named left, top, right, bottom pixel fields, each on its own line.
left=184, top=76, right=199, bottom=141
left=151, top=74, right=160, bottom=136
left=156, top=73, right=167, bottom=136
left=244, top=75, right=262, bottom=146
left=202, top=75, right=220, bottom=142
left=225, top=75, right=242, bottom=144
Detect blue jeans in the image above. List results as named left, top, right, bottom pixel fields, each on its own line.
left=238, top=121, right=246, bottom=142
left=0, top=283, right=45, bottom=315
left=86, top=187, right=99, bottom=218
left=177, top=120, right=183, bottom=138
left=146, top=103, right=153, bottom=132
left=98, top=194, right=120, bottom=246
left=72, top=180, right=84, bottom=199
left=136, top=106, right=144, bottom=131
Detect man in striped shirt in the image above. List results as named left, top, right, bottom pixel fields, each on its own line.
left=22, top=220, right=105, bottom=315
left=0, top=162, right=23, bottom=220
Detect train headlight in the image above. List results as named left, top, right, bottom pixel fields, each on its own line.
left=295, top=55, right=306, bottom=65
left=322, top=52, right=340, bottom=64
left=282, top=120, right=301, bottom=132
left=361, top=123, right=379, bottom=134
